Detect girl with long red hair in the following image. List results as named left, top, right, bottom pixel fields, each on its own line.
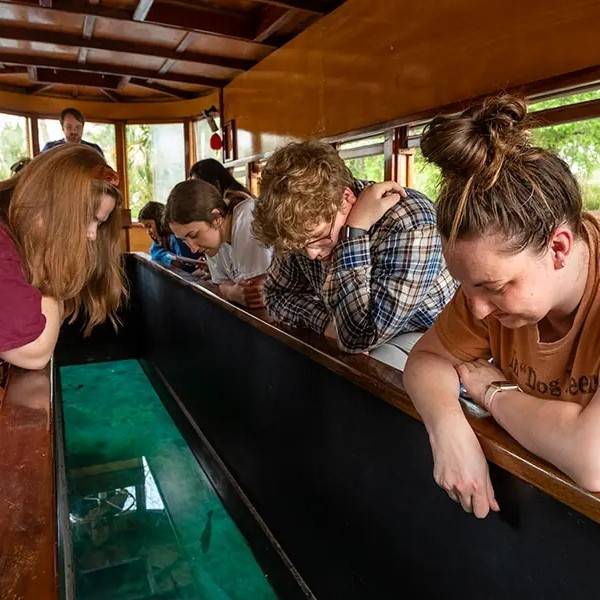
left=0, top=144, right=126, bottom=384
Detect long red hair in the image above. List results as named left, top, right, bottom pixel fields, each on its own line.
left=1, top=144, right=126, bottom=334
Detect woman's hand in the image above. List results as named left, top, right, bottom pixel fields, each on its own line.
left=430, top=414, right=500, bottom=518
left=456, top=359, right=505, bottom=408
left=346, top=181, right=407, bottom=230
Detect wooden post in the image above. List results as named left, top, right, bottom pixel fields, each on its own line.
left=383, top=129, right=397, bottom=182
left=183, top=118, right=196, bottom=177
left=115, top=122, right=128, bottom=205
left=395, top=126, right=411, bottom=187
left=248, top=161, right=261, bottom=197
left=29, top=116, right=40, bottom=156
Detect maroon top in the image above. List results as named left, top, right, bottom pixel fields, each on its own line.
left=0, top=222, right=46, bottom=353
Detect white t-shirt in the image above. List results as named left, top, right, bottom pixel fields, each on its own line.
left=206, top=196, right=273, bottom=284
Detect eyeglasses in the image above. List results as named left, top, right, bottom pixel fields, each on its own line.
left=305, top=215, right=336, bottom=250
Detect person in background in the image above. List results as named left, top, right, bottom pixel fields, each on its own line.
left=189, top=158, right=250, bottom=196
left=252, top=140, right=457, bottom=354
left=403, top=94, right=600, bottom=518
left=166, top=179, right=272, bottom=308
left=0, top=144, right=126, bottom=375
left=41, top=107, right=104, bottom=158
left=138, top=200, right=205, bottom=275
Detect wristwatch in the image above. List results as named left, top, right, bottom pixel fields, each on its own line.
left=341, top=225, right=368, bottom=240
left=483, top=381, right=521, bottom=412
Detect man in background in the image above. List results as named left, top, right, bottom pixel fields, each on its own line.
left=41, top=107, right=104, bottom=157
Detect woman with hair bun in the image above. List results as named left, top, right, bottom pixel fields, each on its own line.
left=400, top=94, right=600, bottom=517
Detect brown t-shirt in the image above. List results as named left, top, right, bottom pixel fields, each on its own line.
left=434, top=214, right=600, bottom=407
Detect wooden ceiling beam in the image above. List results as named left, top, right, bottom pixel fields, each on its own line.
left=0, top=53, right=225, bottom=88
left=0, top=24, right=255, bottom=71
left=27, top=66, right=38, bottom=80
left=78, top=48, right=89, bottom=64
left=28, top=83, right=54, bottom=95
left=133, top=0, right=155, bottom=22
left=100, top=88, right=120, bottom=102
left=0, top=1, right=279, bottom=46
left=0, top=65, right=28, bottom=75
left=82, top=15, right=96, bottom=40
left=142, top=2, right=261, bottom=42
left=254, top=6, right=299, bottom=43
left=35, top=67, right=121, bottom=89
left=158, top=31, right=191, bottom=76
left=128, top=77, right=197, bottom=99
left=250, top=0, right=336, bottom=14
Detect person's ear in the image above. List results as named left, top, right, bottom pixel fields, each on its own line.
left=210, top=208, right=224, bottom=228
left=340, top=187, right=357, bottom=215
left=549, top=226, right=574, bottom=270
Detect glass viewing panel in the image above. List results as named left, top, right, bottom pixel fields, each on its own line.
left=0, top=112, right=30, bottom=179
left=60, top=359, right=278, bottom=599
left=127, top=123, right=186, bottom=219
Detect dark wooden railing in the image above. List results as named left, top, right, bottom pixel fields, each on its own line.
left=0, top=365, right=57, bottom=600
left=131, top=254, right=600, bottom=525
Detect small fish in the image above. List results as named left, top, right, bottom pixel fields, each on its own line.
left=200, top=510, right=213, bottom=553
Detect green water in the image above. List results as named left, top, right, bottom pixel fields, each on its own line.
left=60, top=359, right=278, bottom=600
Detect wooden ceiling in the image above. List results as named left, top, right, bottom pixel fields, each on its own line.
left=0, top=0, right=342, bottom=102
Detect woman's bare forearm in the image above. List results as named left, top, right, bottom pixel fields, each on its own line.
left=0, top=296, right=62, bottom=370
left=404, top=350, right=467, bottom=434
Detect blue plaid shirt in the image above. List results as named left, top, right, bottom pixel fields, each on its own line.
left=264, top=180, right=458, bottom=353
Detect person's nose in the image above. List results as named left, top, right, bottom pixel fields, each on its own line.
left=467, top=292, right=495, bottom=320
left=186, top=239, right=200, bottom=252
left=305, top=247, right=321, bottom=260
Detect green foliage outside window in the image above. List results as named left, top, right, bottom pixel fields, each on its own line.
left=529, top=90, right=600, bottom=112
left=126, top=123, right=185, bottom=219
left=531, top=119, right=600, bottom=211
left=85, top=123, right=117, bottom=169
left=0, top=114, right=29, bottom=180
left=412, top=149, right=441, bottom=201
left=127, top=124, right=155, bottom=219
left=345, top=155, right=384, bottom=182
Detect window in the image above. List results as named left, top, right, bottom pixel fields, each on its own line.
left=37, top=118, right=63, bottom=150
left=195, top=117, right=221, bottom=162
left=0, top=113, right=30, bottom=179
left=339, top=134, right=385, bottom=181
left=411, top=147, right=442, bottom=201
left=529, top=89, right=600, bottom=112
left=84, top=122, right=117, bottom=169
left=126, top=123, right=185, bottom=219
left=231, top=165, right=247, bottom=187
left=38, top=118, right=116, bottom=167
left=532, top=118, right=600, bottom=211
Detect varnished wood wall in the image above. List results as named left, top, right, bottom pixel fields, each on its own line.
left=0, top=90, right=219, bottom=122
left=1, top=0, right=599, bottom=162
left=224, top=0, right=600, bottom=158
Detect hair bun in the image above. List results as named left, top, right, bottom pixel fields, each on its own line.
left=421, top=94, right=530, bottom=180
